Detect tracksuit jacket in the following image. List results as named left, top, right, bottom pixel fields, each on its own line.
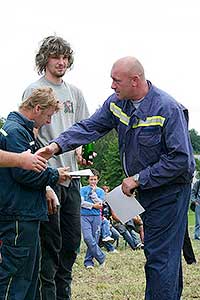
left=0, top=111, right=59, bottom=221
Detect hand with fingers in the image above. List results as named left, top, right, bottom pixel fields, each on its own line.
left=19, top=149, right=47, bottom=172
left=46, top=186, right=59, bottom=215
left=76, top=153, right=94, bottom=166
left=92, top=202, right=103, bottom=209
left=35, top=142, right=60, bottom=160
left=57, top=167, right=71, bottom=183
left=121, top=177, right=139, bottom=196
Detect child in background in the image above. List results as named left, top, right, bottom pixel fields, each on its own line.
left=80, top=169, right=106, bottom=269
left=101, top=217, right=115, bottom=243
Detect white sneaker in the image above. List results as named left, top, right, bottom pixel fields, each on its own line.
left=99, top=261, right=106, bottom=268
left=109, top=249, right=119, bottom=254
left=102, top=236, right=114, bottom=243
left=135, top=242, right=143, bottom=250
left=85, top=265, right=94, bottom=269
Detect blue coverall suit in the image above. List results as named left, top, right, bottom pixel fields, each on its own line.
left=0, top=112, right=59, bottom=300
left=52, top=81, right=195, bottom=300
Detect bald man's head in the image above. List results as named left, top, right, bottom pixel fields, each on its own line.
left=112, top=56, right=145, bottom=79
left=111, top=56, right=148, bottom=100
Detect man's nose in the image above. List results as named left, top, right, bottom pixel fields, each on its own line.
left=58, top=57, right=65, bottom=64
left=111, top=81, right=116, bottom=89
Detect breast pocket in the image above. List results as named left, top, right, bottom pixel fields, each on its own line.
left=138, top=134, right=161, bottom=166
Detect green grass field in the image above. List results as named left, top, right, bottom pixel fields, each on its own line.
left=72, top=212, right=200, bottom=300
left=188, top=210, right=195, bottom=227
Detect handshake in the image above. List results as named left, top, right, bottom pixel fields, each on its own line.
left=35, top=142, right=95, bottom=166
left=35, top=143, right=70, bottom=184
left=35, top=142, right=60, bottom=160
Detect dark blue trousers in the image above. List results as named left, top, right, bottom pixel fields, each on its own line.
left=0, top=220, right=40, bottom=300
left=142, top=184, right=191, bottom=300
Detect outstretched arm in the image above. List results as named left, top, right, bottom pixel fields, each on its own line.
left=0, top=149, right=47, bottom=172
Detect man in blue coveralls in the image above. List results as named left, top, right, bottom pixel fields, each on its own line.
left=37, top=56, right=195, bottom=300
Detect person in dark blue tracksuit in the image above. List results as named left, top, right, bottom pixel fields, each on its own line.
left=39, top=57, right=195, bottom=300
left=0, top=87, right=69, bottom=300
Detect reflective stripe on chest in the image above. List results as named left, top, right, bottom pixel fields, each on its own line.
left=110, top=102, right=165, bottom=128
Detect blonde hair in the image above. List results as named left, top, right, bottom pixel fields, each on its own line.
left=20, top=87, right=60, bottom=112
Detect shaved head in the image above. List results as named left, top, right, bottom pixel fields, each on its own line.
left=111, top=56, right=148, bottom=100
left=112, top=56, right=145, bottom=79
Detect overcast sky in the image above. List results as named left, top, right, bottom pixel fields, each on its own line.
left=1, top=0, right=200, bottom=132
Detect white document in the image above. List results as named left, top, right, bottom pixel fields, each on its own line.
left=68, top=169, right=94, bottom=177
left=105, top=185, right=145, bottom=224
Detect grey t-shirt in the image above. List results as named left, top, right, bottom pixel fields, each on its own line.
left=23, top=76, right=89, bottom=185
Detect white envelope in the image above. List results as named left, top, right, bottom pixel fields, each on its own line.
left=105, top=185, right=145, bottom=224
left=68, top=169, right=94, bottom=177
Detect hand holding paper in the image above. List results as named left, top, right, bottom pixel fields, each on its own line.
left=105, top=185, right=144, bottom=224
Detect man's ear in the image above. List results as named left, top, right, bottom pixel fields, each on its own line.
left=131, top=75, right=139, bottom=87
left=34, top=104, right=41, bottom=114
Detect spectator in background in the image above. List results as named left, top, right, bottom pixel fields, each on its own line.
left=113, top=217, right=143, bottom=250
left=101, top=185, right=143, bottom=250
left=80, top=169, right=106, bottom=269
left=191, top=180, right=200, bottom=240
left=100, top=225, right=120, bottom=253
left=99, top=186, right=119, bottom=253
left=101, top=216, right=115, bottom=243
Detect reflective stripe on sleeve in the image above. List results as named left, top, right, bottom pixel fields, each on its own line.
left=0, top=128, right=8, bottom=136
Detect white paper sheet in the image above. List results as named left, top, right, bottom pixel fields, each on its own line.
left=105, top=185, right=145, bottom=224
left=68, top=169, right=94, bottom=177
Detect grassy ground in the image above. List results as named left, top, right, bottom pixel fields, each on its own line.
left=72, top=211, right=200, bottom=300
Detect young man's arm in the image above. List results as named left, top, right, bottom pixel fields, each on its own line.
left=0, top=149, right=47, bottom=172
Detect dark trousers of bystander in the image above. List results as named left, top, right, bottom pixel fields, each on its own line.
left=36, top=179, right=81, bottom=300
